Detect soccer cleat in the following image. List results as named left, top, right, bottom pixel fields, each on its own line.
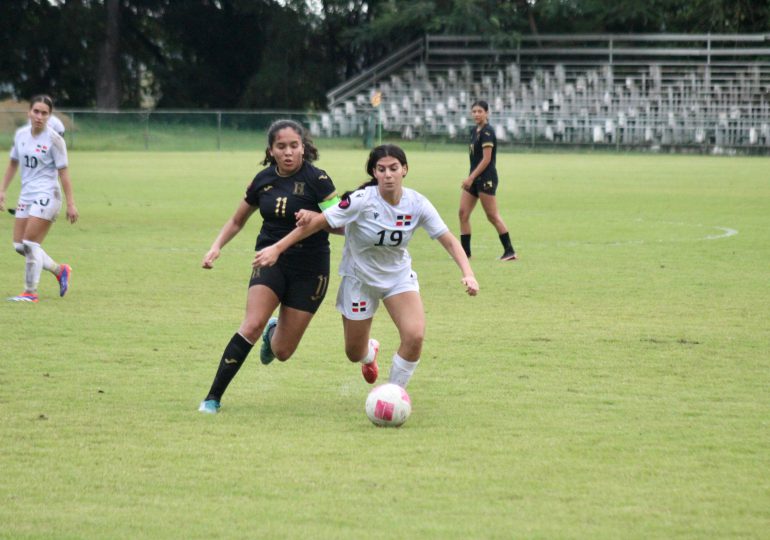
left=500, top=251, right=518, bottom=261
left=7, top=291, right=39, bottom=303
left=198, top=399, right=221, bottom=414
left=57, top=264, right=71, bottom=297
left=260, top=317, right=278, bottom=365
left=361, top=338, right=380, bottom=384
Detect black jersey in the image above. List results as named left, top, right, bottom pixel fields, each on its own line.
left=245, top=161, right=336, bottom=265
left=469, top=124, right=498, bottom=182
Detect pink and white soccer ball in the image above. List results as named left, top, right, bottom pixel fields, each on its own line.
left=365, top=383, right=411, bottom=427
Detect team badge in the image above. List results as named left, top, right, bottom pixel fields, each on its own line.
left=293, top=182, right=305, bottom=195
left=395, top=215, right=412, bottom=226
left=352, top=301, right=367, bottom=313
left=35, top=144, right=48, bottom=155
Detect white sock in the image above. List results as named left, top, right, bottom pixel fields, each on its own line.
left=23, top=240, right=44, bottom=291
left=360, top=339, right=378, bottom=365
left=13, top=242, right=25, bottom=256
left=388, top=353, right=419, bottom=388
left=22, top=240, right=58, bottom=273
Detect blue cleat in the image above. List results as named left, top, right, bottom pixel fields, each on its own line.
left=260, top=317, right=278, bottom=365
left=57, top=264, right=72, bottom=297
left=198, top=399, right=220, bottom=414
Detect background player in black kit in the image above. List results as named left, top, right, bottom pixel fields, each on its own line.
left=198, top=119, right=339, bottom=414
left=458, top=100, right=517, bottom=261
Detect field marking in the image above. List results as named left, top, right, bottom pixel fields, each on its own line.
left=546, top=220, right=739, bottom=248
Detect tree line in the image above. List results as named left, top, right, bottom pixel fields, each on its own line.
left=1, top=0, right=767, bottom=110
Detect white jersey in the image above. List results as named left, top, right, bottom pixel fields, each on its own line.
left=9, top=125, right=68, bottom=201
left=324, top=185, right=449, bottom=289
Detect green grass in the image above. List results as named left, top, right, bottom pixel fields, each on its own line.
left=1, top=150, right=768, bottom=539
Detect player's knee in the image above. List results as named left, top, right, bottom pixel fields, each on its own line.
left=13, top=242, right=25, bottom=256
left=238, top=322, right=262, bottom=344
left=401, top=331, right=424, bottom=356
left=344, top=343, right=366, bottom=363
left=272, top=343, right=295, bottom=362
left=458, top=208, right=471, bottom=223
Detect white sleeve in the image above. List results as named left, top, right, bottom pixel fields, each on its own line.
left=51, top=134, right=69, bottom=170
left=418, top=196, right=449, bottom=239
left=9, top=133, right=19, bottom=161
left=323, top=190, right=366, bottom=229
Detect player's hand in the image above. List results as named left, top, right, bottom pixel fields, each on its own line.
left=461, top=178, right=472, bottom=190
left=66, top=204, right=79, bottom=224
left=462, top=276, right=479, bottom=296
left=202, top=248, right=220, bottom=269
left=295, top=209, right=318, bottom=227
left=253, top=246, right=279, bottom=268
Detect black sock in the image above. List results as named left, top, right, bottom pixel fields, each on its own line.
left=461, top=234, right=471, bottom=257
left=499, top=232, right=514, bottom=253
left=205, top=333, right=254, bottom=401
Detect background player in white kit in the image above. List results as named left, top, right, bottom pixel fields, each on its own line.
left=0, top=95, right=78, bottom=303
left=254, top=144, right=479, bottom=389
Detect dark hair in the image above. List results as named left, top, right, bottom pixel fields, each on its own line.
left=343, top=144, right=409, bottom=198
left=471, top=100, right=489, bottom=112
left=30, top=94, right=54, bottom=111
left=261, top=119, right=318, bottom=166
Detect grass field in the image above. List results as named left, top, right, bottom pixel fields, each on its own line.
left=1, top=149, right=768, bottom=539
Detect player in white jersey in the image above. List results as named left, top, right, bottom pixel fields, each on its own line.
left=0, top=95, right=79, bottom=303
left=254, top=144, right=478, bottom=390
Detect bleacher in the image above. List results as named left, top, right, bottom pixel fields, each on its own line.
left=320, top=34, right=770, bottom=152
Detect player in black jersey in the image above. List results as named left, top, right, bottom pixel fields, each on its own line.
left=198, top=120, right=339, bottom=414
left=459, top=100, right=517, bottom=261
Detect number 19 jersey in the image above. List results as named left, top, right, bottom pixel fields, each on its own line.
left=323, top=186, right=448, bottom=290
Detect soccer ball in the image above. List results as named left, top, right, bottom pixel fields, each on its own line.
left=365, top=383, right=411, bottom=427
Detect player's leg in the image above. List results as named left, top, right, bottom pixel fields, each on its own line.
left=6, top=216, right=39, bottom=302
left=479, top=192, right=516, bottom=260
left=383, top=290, right=425, bottom=388
left=336, top=276, right=381, bottom=382
left=263, top=268, right=330, bottom=363
left=458, top=189, right=478, bottom=257
left=12, top=215, right=27, bottom=256
left=341, top=316, right=379, bottom=383
left=26, top=198, right=72, bottom=294
left=268, top=305, right=316, bottom=361
left=200, top=284, right=280, bottom=412
left=19, top=216, right=54, bottom=298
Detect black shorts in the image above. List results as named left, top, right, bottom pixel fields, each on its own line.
left=465, top=177, right=498, bottom=197
left=248, top=257, right=330, bottom=313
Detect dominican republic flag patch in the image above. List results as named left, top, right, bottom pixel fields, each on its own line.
left=395, top=215, right=412, bottom=226
left=35, top=144, right=48, bottom=154
left=352, top=301, right=367, bottom=313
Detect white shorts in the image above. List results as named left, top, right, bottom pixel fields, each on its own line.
left=15, top=195, right=62, bottom=222
left=335, top=272, right=420, bottom=320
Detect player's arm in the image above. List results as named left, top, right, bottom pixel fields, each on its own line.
left=462, top=145, right=492, bottom=189
left=58, top=167, right=79, bottom=224
left=202, top=200, right=258, bottom=269
left=436, top=231, right=479, bottom=296
left=253, top=211, right=330, bottom=268
left=0, top=159, right=19, bottom=212
left=317, top=192, right=344, bottom=234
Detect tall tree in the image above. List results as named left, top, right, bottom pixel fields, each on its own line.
left=96, top=0, right=122, bottom=109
